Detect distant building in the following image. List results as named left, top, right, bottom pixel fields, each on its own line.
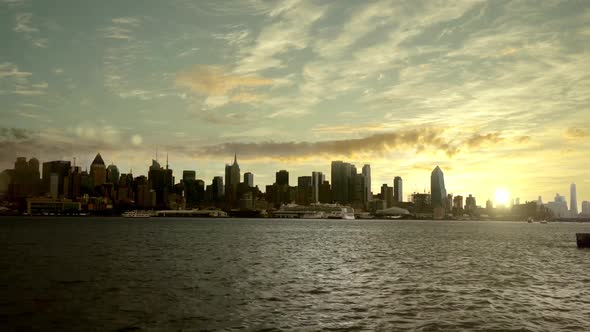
left=486, top=199, right=493, bottom=210
left=106, top=163, right=120, bottom=184
left=183, top=170, right=196, bottom=182
left=546, top=193, right=569, bottom=218
left=393, top=176, right=403, bottom=203
left=224, top=154, right=240, bottom=208
left=570, top=183, right=578, bottom=217
left=275, top=170, right=289, bottom=186
left=311, top=171, right=324, bottom=203
left=430, top=166, right=447, bottom=219
left=90, top=153, right=107, bottom=187
left=318, top=181, right=332, bottom=203
left=465, top=194, right=476, bottom=214
left=331, top=161, right=352, bottom=204
left=362, top=165, right=371, bottom=202
left=582, top=201, right=590, bottom=216
left=42, top=160, right=71, bottom=198
left=297, top=176, right=312, bottom=206
left=244, top=172, right=254, bottom=187
left=381, top=184, right=394, bottom=208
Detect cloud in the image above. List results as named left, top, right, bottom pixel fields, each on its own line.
left=0, top=127, right=37, bottom=140
left=111, top=17, right=141, bottom=26
left=14, top=12, right=38, bottom=33
left=0, top=62, right=47, bottom=95
left=176, top=65, right=273, bottom=96
left=192, top=128, right=463, bottom=161
left=465, top=132, right=504, bottom=148
left=565, top=127, right=590, bottom=140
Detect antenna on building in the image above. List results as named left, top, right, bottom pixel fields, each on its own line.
left=166, top=153, right=169, bottom=170
left=156, top=147, right=158, bottom=162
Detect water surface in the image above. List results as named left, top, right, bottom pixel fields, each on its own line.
left=1, top=218, right=589, bottom=331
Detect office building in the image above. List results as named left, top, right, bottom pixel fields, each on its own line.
left=362, top=165, right=371, bottom=202
left=276, top=170, right=289, bottom=186
left=90, top=153, right=107, bottom=187
left=393, top=176, right=403, bottom=203
left=431, top=166, right=447, bottom=218
left=570, top=183, right=578, bottom=217
left=244, top=172, right=254, bottom=187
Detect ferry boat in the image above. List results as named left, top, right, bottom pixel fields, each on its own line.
left=122, top=210, right=151, bottom=218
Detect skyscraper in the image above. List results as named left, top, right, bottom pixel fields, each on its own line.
left=431, top=166, right=447, bottom=219
left=244, top=172, right=254, bottom=187
left=311, top=171, right=323, bottom=203
left=393, top=176, right=403, bottom=203
left=106, top=163, right=120, bottom=184
left=297, top=176, right=312, bottom=206
left=331, top=161, right=352, bottom=204
left=362, top=165, right=371, bottom=202
left=276, top=170, right=289, bottom=186
left=570, top=183, right=578, bottom=217
left=224, top=154, right=240, bottom=207
left=90, top=153, right=107, bottom=187
left=42, top=160, right=71, bottom=198
left=183, top=170, right=196, bottom=182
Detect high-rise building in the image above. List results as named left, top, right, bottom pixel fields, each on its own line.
left=42, top=160, right=71, bottom=198
left=148, top=158, right=174, bottom=208
left=362, top=165, right=371, bottom=202
left=393, top=176, right=403, bottom=203
left=244, top=172, right=254, bottom=187
left=453, top=195, right=463, bottom=210
left=297, top=176, right=312, bottom=206
left=430, top=166, right=447, bottom=218
left=582, top=201, right=590, bottom=216
left=8, top=157, right=41, bottom=200
left=311, top=171, right=323, bottom=203
left=381, top=184, right=394, bottom=208
left=106, top=164, right=120, bottom=184
left=276, top=170, right=289, bottom=186
left=319, top=181, right=332, bottom=203
left=546, top=193, right=569, bottom=218
left=224, top=154, right=240, bottom=207
left=331, top=161, right=352, bottom=204
left=90, top=153, right=107, bottom=188
left=570, top=183, right=578, bottom=217
left=465, top=194, right=476, bottom=213
left=183, top=170, right=196, bottom=182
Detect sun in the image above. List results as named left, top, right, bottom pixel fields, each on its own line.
left=494, top=188, right=510, bottom=206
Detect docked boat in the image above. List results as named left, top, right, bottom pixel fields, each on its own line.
left=122, top=210, right=151, bottom=218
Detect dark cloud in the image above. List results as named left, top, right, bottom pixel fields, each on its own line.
left=565, top=127, right=589, bottom=139
left=0, top=128, right=38, bottom=140
left=191, top=128, right=473, bottom=160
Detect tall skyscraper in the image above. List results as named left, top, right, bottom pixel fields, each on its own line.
left=431, top=166, right=447, bottom=218
left=362, top=165, right=371, bottom=202
left=570, top=183, right=578, bottom=217
left=311, top=171, right=323, bottom=203
left=331, top=161, right=352, bottom=204
left=393, top=176, right=403, bottom=203
left=244, top=172, right=254, bottom=187
left=90, top=153, right=107, bottom=187
left=224, top=154, right=240, bottom=207
left=276, top=170, right=289, bottom=186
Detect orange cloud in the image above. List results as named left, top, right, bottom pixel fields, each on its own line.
left=175, top=65, right=273, bottom=96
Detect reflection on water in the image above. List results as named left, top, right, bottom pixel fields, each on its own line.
left=1, top=218, right=590, bottom=331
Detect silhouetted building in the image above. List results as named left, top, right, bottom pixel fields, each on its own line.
left=319, top=181, right=332, bottom=203
left=431, top=166, right=447, bottom=219
left=244, top=172, right=254, bottom=187
left=106, top=163, right=120, bottom=185
left=411, top=192, right=432, bottom=213
left=381, top=184, right=394, bottom=208
left=8, top=157, right=41, bottom=200
left=582, top=201, right=590, bottom=216
left=276, top=170, right=289, bottom=186
left=453, top=195, right=463, bottom=210
left=465, top=194, right=476, bottom=214
left=42, top=160, right=71, bottom=198
left=311, top=171, right=324, bottom=203
left=297, top=176, right=312, bottom=206
left=148, top=158, right=174, bottom=209
left=225, top=154, right=240, bottom=208
left=90, top=153, right=107, bottom=188
left=331, top=161, right=352, bottom=204
left=362, top=164, right=371, bottom=202
left=183, top=170, right=196, bottom=182
left=393, top=176, right=403, bottom=203
left=486, top=199, right=494, bottom=210
left=570, top=183, right=578, bottom=217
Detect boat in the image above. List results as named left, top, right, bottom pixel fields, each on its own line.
left=539, top=220, right=547, bottom=224
left=122, top=210, right=151, bottom=218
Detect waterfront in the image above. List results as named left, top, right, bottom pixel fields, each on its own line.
left=1, top=218, right=590, bottom=331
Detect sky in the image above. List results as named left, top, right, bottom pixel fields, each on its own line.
left=1, top=0, right=589, bottom=208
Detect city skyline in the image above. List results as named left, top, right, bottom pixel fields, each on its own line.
left=1, top=1, right=589, bottom=206
left=2, top=151, right=587, bottom=211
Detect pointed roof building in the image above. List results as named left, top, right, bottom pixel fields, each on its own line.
left=91, top=153, right=105, bottom=166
